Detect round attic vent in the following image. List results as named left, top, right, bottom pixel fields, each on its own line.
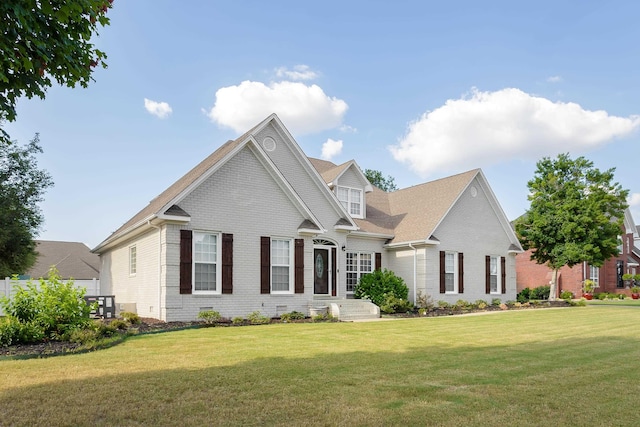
left=262, top=137, right=276, bottom=152
left=470, top=186, right=478, bottom=197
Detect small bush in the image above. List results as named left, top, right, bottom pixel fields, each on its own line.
left=530, top=286, right=550, bottom=300
left=416, top=291, right=434, bottom=311
left=280, top=311, right=305, bottom=322
left=560, top=290, right=574, bottom=300
left=491, top=298, right=501, bottom=306
left=197, top=310, right=222, bottom=325
left=380, top=293, right=413, bottom=314
left=247, top=311, right=270, bottom=325
left=109, top=319, right=129, bottom=330
left=232, top=317, right=245, bottom=325
left=619, top=293, right=626, bottom=300
left=454, top=299, right=471, bottom=310
left=0, top=316, right=21, bottom=346
left=474, top=300, right=488, bottom=309
left=517, top=288, right=530, bottom=303
left=354, top=268, right=408, bottom=306
left=120, top=311, right=140, bottom=324
left=312, top=312, right=336, bottom=322
left=596, top=292, right=607, bottom=300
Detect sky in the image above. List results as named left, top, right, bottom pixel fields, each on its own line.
left=5, top=0, right=640, bottom=249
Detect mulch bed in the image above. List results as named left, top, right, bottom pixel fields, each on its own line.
left=0, top=301, right=571, bottom=358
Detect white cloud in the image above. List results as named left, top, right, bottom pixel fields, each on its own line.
left=547, top=75, right=563, bottom=83
left=207, top=80, right=348, bottom=135
left=321, top=138, right=343, bottom=160
left=629, top=193, right=640, bottom=207
left=275, top=65, right=319, bottom=81
left=340, top=124, right=358, bottom=133
left=144, top=98, right=172, bottom=119
left=390, top=87, right=640, bottom=176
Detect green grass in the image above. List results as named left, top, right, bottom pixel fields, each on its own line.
left=586, top=298, right=640, bottom=307
left=2, top=306, right=640, bottom=426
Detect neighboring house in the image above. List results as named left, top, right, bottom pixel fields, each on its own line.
left=515, top=209, right=640, bottom=297
left=93, top=114, right=523, bottom=321
left=24, top=240, right=100, bottom=280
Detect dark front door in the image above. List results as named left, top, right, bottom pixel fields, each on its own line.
left=314, top=248, right=329, bottom=294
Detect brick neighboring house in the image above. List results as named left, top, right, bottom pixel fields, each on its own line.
left=515, top=209, right=640, bottom=297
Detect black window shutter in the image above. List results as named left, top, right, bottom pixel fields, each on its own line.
left=260, top=237, right=270, bottom=294
left=458, top=252, right=464, bottom=293
left=485, top=255, right=491, bottom=294
left=331, top=247, right=337, bottom=297
left=179, top=230, right=193, bottom=294
left=221, top=233, right=233, bottom=294
left=439, top=251, right=445, bottom=294
left=294, top=239, right=304, bottom=293
left=375, top=252, right=382, bottom=271
left=501, top=256, right=506, bottom=294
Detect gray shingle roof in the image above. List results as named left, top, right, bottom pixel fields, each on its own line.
left=27, top=241, right=100, bottom=280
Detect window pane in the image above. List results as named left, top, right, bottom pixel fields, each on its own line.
left=350, top=189, right=361, bottom=215
left=194, top=233, right=217, bottom=263
left=195, top=263, right=217, bottom=291
left=445, top=252, right=454, bottom=273
left=272, top=266, right=289, bottom=291
left=271, top=239, right=290, bottom=265
left=337, top=187, right=349, bottom=210
left=360, top=253, right=372, bottom=273
left=445, top=273, right=454, bottom=292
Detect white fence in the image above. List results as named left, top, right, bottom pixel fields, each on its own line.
left=0, top=277, right=100, bottom=316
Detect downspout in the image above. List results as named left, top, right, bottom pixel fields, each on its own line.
left=408, top=243, right=417, bottom=305
left=148, top=221, right=162, bottom=321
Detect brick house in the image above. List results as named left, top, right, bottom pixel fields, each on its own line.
left=515, top=209, right=640, bottom=297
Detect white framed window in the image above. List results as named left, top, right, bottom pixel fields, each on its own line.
left=129, top=246, right=137, bottom=276
left=589, top=265, right=599, bottom=288
left=337, top=186, right=363, bottom=218
left=346, top=252, right=373, bottom=292
left=271, top=238, right=293, bottom=293
left=193, top=232, right=221, bottom=293
left=445, top=251, right=457, bottom=293
left=489, top=256, right=501, bottom=294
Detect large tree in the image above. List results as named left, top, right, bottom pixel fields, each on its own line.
left=515, top=153, right=628, bottom=300
left=0, top=134, right=53, bottom=277
left=0, top=0, right=113, bottom=141
left=364, top=169, right=398, bottom=192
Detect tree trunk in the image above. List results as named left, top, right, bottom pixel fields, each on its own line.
left=549, top=269, right=559, bottom=301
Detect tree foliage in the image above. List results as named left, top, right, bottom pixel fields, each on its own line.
left=0, top=0, right=113, bottom=141
left=515, top=153, right=628, bottom=299
left=0, top=134, right=53, bottom=277
left=363, top=169, right=398, bottom=192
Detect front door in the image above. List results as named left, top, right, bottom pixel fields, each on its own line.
left=314, top=248, right=329, bottom=294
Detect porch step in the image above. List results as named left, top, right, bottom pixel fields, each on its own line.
left=326, top=299, right=380, bottom=321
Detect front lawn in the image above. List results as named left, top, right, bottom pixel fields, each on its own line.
left=1, top=306, right=639, bottom=426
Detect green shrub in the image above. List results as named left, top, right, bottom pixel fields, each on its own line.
left=530, top=286, right=550, bottom=300
left=437, top=300, right=450, bottom=309
left=454, top=299, right=471, bottom=310
left=197, top=310, right=222, bottom=325
left=474, top=300, right=488, bottom=309
left=0, top=316, right=21, bottom=346
left=380, top=293, right=413, bottom=314
left=516, top=287, right=530, bottom=303
left=120, top=311, right=140, bottom=324
left=0, top=269, right=95, bottom=343
left=491, top=298, right=501, bottom=306
left=416, top=291, right=434, bottom=311
left=619, top=293, right=626, bottom=300
left=109, top=319, right=129, bottom=330
left=247, top=311, right=270, bottom=325
left=232, top=316, right=245, bottom=325
left=596, top=292, right=607, bottom=300
left=312, top=312, right=336, bottom=322
left=559, top=290, right=574, bottom=300
left=354, top=268, right=408, bottom=306
left=280, top=311, right=305, bottom=322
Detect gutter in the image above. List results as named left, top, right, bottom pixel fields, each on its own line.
left=408, top=243, right=417, bottom=305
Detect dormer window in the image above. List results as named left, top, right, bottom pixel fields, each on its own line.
left=337, top=186, right=363, bottom=218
